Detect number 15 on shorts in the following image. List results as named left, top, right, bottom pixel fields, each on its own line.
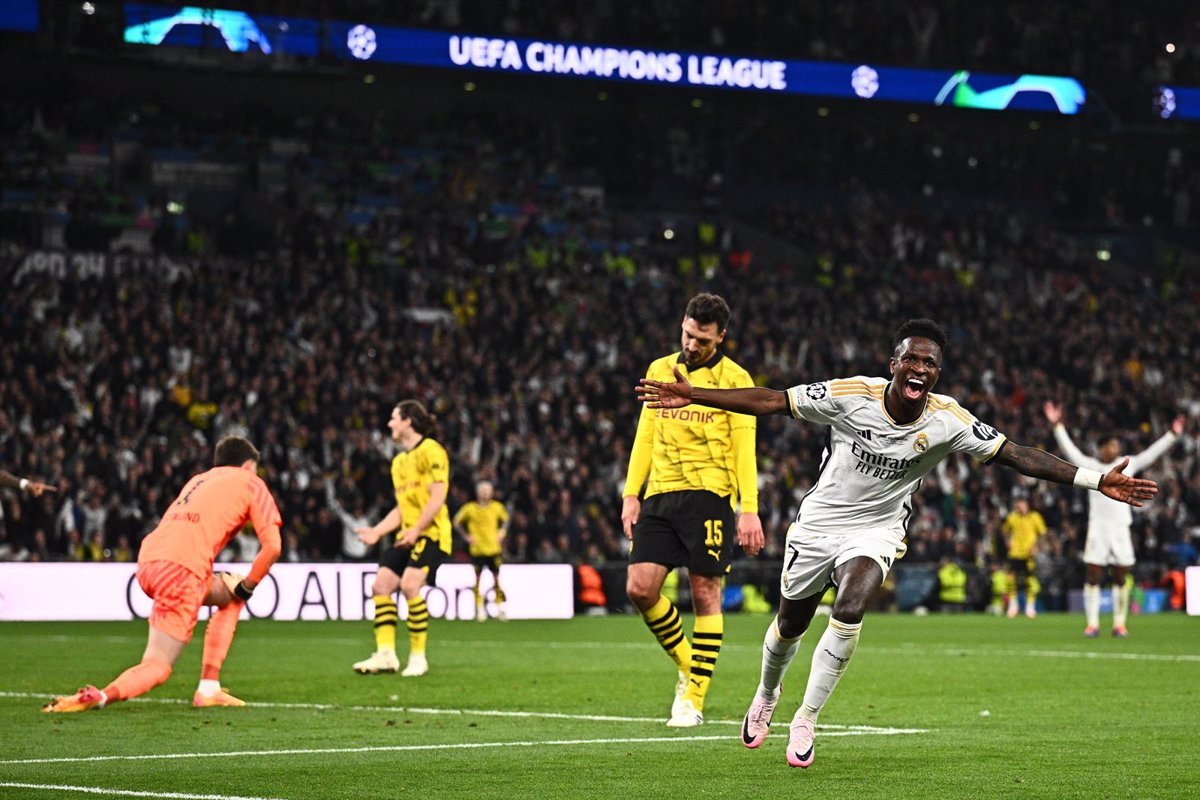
left=705, top=519, right=723, bottom=559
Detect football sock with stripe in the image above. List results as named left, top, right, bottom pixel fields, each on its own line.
left=407, top=596, right=429, bottom=655
left=683, top=613, right=723, bottom=711
left=372, top=594, right=398, bottom=653
left=641, top=595, right=692, bottom=673
left=1083, top=584, right=1101, bottom=629
left=798, top=618, right=861, bottom=723
left=759, top=616, right=802, bottom=697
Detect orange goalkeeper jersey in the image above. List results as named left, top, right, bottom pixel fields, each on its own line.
left=138, top=466, right=283, bottom=581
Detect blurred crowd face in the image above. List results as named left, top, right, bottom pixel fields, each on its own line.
left=1099, top=436, right=1121, bottom=463
left=679, top=316, right=725, bottom=367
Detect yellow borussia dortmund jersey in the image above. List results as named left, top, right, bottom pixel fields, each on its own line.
left=391, top=437, right=452, bottom=554
left=1002, top=510, right=1046, bottom=560
left=454, top=499, right=508, bottom=557
left=623, top=351, right=758, bottom=509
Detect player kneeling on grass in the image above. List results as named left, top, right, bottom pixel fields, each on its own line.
left=43, top=436, right=282, bottom=713
left=637, top=318, right=1159, bottom=768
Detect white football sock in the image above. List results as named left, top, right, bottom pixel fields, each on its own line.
left=197, top=679, right=221, bottom=697
left=759, top=617, right=802, bottom=697
left=1083, top=584, right=1101, bottom=629
left=1112, top=584, right=1130, bottom=629
left=798, top=618, right=861, bottom=723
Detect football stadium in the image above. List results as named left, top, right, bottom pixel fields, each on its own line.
left=2, top=1, right=1199, bottom=798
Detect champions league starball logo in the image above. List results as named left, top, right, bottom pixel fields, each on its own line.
left=851, top=65, right=880, bottom=99
left=346, top=24, right=377, bottom=60
left=806, top=383, right=828, bottom=400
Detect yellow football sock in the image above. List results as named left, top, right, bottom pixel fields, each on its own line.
left=372, top=595, right=397, bottom=652
left=407, top=596, right=429, bottom=655
left=684, top=614, right=724, bottom=711
left=642, top=595, right=691, bottom=672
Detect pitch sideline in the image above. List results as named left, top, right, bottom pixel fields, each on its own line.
left=0, top=690, right=926, bottom=732
left=0, top=782, right=284, bottom=800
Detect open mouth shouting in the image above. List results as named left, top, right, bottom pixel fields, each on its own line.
left=902, top=376, right=927, bottom=402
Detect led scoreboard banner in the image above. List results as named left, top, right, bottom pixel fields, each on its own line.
left=124, top=3, right=1086, bottom=115
left=1155, top=85, right=1200, bottom=121
left=0, top=0, right=39, bottom=32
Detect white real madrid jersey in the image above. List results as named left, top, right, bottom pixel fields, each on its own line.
left=785, top=376, right=1007, bottom=536
left=1053, top=425, right=1177, bottom=529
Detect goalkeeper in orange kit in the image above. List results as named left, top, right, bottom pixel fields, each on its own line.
left=43, top=436, right=283, bottom=713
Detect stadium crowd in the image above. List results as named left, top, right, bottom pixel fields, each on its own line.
left=2, top=185, right=1198, bottom=582
left=2, top=45, right=1199, bottom=604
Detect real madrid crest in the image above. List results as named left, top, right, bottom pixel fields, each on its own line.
left=914, top=432, right=929, bottom=453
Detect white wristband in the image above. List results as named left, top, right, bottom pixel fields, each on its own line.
left=19, top=478, right=29, bottom=491
left=1073, top=468, right=1103, bottom=491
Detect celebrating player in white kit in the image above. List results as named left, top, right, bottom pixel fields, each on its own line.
left=637, top=319, right=1159, bottom=769
left=1044, top=402, right=1184, bottom=638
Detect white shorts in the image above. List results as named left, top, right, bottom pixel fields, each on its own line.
left=779, top=523, right=907, bottom=601
left=1083, top=523, right=1135, bottom=568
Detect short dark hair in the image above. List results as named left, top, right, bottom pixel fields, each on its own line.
left=214, top=435, right=259, bottom=467
left=685, top=293, right=731, bottom=332
left=893, top=318, right=948, bottom=351
left=397, top=399, right=438, bottom=438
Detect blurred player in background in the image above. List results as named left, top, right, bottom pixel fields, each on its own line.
left=43, top=436, right=282, bottom=712
left=1001, top=497, right=1047, bottom=619
left=621, top=292, right=763, bottom=728
left=453, top=480, right=509, bottom=621
left=1045, top=402, right=1184, bottom=637
left=353, top=400, right=451, bottom=677
left=638, top=318, right=1158, bottom=768
left=0, top=469, right=57, bottom=497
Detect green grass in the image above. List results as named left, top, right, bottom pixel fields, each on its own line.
left=2, top=613, right=1198, bottom=799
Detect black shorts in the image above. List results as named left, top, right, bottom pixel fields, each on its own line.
left=470, top=553, right=503, bottom=573
left=1007, top=557, right=1034, bottom=579
left=630, top=490, right=735, bottom=576
left=380, top=537, right=445, bottom=584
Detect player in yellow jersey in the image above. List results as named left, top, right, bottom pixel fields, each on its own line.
left=353, top=400, right=451, bottom=677
left=1001, top=497, right=1047, bottom=618
left=621, top=293, right=764, bottom=728
left=453, top=480, right=510, bottom=621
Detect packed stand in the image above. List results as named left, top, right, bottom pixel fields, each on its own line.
left=2, top=88, right=1199, bottom=603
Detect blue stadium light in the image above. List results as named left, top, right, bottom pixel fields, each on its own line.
left=125, top=6, right=272, bottom=53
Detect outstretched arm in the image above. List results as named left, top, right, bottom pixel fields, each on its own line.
left=637, top=366, right=789, bottom=416
left=995, top=443, right=1158, bottom=507
left=1127, top=416, right=1184, bottom=472
left=0, top=470, right=57, bottom=497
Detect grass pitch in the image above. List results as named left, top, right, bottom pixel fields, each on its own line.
left=1, top=613, right=1197, bottom=799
